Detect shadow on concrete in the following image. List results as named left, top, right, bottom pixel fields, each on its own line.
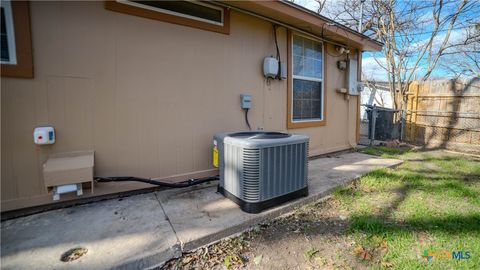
left=0, top=193, right=180, bottom=269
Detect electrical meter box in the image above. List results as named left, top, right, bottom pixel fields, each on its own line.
left=347, top=58, right=360, bottom=95
left=34, top=126, right=55, bottom=145
left=263, top=57, right=278, bottom=78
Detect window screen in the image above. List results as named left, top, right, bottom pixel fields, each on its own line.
left=0, top=0, right=16, bottom=65
left=292, top=35, right=323, bottom=122
left=128, top=1, right=223, bottom=25
left=1, top=7, right=9, bottom=62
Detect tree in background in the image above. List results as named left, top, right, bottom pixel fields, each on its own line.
left=293, top=0, right=479, bottom=110
left=438, top=23, right=480, bottom=78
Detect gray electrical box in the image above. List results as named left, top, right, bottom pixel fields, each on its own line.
left=240, top=94, right=252, bottom=109
left=348, top=58, right=360, bottom=95
left=279, top=62, right=287, bottom=80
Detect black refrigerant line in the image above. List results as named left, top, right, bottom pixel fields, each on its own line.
left=94, top=175, right=219, bottom=188
left=244, top=108, right=252, bottom=130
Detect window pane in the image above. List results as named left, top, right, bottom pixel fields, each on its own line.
left=300, top=100, right=312, bottom=119
left=312, top=100, right=322, bottom=118
left=292, top=35, right=322, bottom=79
left=292, top=79, right=322, bottom=121
left=293, top=100, right=301, bottom=119
left=314, top=59, right=322, bottom=77
left=0, top=7, right=9, bottom=62
left=132, top=1, right=223, bottom=23
left=293, top=35, right=303, bottom=56
left=314, top=43, right=323, bottom=59
left=304, top=39, right=316, bottom=59
left=293, top=55, right=304, bottom=76
left=304, top=58, right=315, bottom=78
left=293, top=78, right=311, bottom=99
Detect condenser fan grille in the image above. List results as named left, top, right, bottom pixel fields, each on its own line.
left=243, top=148, right=260, bottom=201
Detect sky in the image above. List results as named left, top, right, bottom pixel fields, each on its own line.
left=292, top=0, right=480, bottom=81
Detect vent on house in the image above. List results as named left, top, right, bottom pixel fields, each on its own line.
left=214, top=131, right=309, bottom=213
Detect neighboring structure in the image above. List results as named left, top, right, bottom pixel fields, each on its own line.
left=360, top=81, right=394, bottom=120
left=1, top=1, right=382, bottom=211
left=359, top=80, right=396, bottom=144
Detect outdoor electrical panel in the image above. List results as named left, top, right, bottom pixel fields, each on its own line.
left=280, top=62, right=287, bottom=80
left=240, top=94, right=252, bottom=109
left=347, top=58, right=360, bottom=95
left=263, top=57, right=279, bottom=79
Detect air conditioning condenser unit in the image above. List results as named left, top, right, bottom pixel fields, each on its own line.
left=213, top=131, right=309, bottom=213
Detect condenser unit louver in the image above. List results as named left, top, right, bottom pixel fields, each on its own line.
left=214, top=131, right=309, bottom=213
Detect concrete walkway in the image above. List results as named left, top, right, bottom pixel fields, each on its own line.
left=1, top=152, right=402, bottom=270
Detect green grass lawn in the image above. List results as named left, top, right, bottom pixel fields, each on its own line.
left=164, top=147, right=480, bottom=270
left=341, top=147, right=480, bottom=269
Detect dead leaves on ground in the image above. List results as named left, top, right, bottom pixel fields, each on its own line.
left=353, top=238, right=393, bottom=268
left=381, top=261, right=394, bottom=268
left=353, top=245, right=373, bottom=261
left=162, top=234, right=255, bottom=269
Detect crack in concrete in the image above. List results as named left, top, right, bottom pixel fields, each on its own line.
left=154, top=192, right=183, bottom=256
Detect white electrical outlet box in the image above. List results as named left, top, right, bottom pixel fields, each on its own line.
left=263, top=57, right=278, bottom=79
left=347, top=58, right=360, bottom=95
left=34, top=126, right=55, bottom=145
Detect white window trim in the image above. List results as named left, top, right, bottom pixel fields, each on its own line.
left=291, top=33, right=324, bottom=123
left=1, top=0, right=17, bottom=65
left=118, top=0, right=224, bottom=26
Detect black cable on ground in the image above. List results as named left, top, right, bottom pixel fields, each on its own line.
left=94, top=175, right=219, bottom=188
left=244, top=108, right=252, bottom=130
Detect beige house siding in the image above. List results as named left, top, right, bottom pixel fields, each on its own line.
left=1, top=1, right=360, bottom=210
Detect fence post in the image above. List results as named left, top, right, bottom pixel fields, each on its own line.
left=370, top=106, right=377, bottom=145
left=400, top=109, right=406, bottom=141
left=412, top=83, right=420, bottom=142
left=407, top=82, right=420, bottom=142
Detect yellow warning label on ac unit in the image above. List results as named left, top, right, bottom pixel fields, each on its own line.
left=213, top=146, right=218, bottom=167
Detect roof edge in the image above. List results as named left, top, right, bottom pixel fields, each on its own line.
left=218, top=0, right=383, bottom=52
left=279, top=0, right=383, bottom=48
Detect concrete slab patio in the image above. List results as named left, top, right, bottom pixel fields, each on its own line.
left=1, top=152, right=402, bottom=269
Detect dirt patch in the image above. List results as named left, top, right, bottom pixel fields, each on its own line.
left=162, top=199, right=367, bottom=270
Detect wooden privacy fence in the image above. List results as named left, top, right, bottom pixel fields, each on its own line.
left=405, top=78, right=480, bottom=152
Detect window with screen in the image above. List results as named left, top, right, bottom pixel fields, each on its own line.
left=1, top=0, right=17, bottom=65
left=1, top=1, right=33, bottom=78
left=291, top=34, right=324, bottom=124
left=106, top=1, right=230, bottom=34
left=127, top=1, right=224, bottom=25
